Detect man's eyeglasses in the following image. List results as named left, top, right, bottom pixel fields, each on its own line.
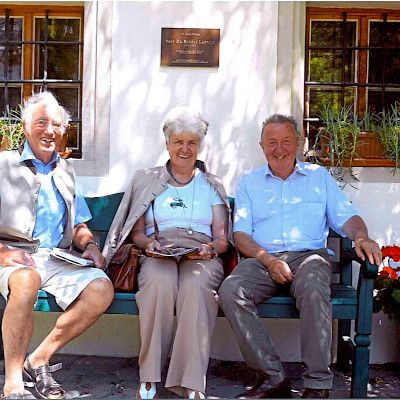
left=35, top=118, right=64, bottom=134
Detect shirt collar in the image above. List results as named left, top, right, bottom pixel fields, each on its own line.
left=20, top=141, right=59, bottom=166
left=264, top=159, right=309, bottom=178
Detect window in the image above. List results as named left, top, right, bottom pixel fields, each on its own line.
left=0, top=5, right=84, bottom=157
left=305, top=7, right=400, bottom=166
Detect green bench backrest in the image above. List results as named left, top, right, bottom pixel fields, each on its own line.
left=85, top=193, right=124, bottom=249
left=84, top=193, right=353, bottom=286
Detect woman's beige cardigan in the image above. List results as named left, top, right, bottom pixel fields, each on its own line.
left=102, top=161, right=230, bottom=266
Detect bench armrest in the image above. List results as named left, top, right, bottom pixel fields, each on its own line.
left=342, top=248, right=379, bottom=280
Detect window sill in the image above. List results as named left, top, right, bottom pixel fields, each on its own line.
left=315, top=157, right=396, bottom=168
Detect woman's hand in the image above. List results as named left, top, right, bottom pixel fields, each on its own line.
left=186, top=243, right=217, bottom=260
left=145, top=240, right=162, bottom=256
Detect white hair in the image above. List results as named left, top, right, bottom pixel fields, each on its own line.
left=21, top=91, right=71, bottom=133
left=162, top=106, right=209, bottom=143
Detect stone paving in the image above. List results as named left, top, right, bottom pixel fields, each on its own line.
left=0, top=356, right=399, bottom=399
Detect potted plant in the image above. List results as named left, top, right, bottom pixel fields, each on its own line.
left=374, top=245, right=400, bottom=321
left=309, top=103, right=398, bottom=182
left=378, top=102, right=400, bottom=171
left=0, top=105, right=24, bottom=151
left=311, top=103, right=361, bottom=183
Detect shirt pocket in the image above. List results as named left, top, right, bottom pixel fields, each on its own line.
left=294, top=202, right=326, bottom=240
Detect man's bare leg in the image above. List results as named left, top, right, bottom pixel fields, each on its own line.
left=27, top=278, right=114, bottom=368
left=2, top=268, right=41, bottom=396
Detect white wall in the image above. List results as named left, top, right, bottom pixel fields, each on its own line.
left=32, top=1, right=400, bottom=364
left=78, top=1, right=282, bottom=196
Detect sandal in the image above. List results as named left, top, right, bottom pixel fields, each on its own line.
left=23, top=357, right=65, bottom=400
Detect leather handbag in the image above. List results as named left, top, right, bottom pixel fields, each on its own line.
left=108, top=244, right=142, bottom=292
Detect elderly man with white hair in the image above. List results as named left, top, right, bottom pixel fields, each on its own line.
left=0, top=91, right=114, bottom=399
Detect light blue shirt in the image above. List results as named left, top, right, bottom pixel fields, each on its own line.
left=233, top=160, right=357, bottom=253
left=20, top=142, right=91, bottom=248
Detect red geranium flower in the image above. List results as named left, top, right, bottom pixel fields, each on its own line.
left=381, top=245, right=400, bottom=262
left=380, top=266, right=398, bottom=280
left=374, top=245, right=400, bottom=321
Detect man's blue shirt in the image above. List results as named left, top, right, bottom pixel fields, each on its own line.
left=20, top=142, right=91, bottom=248
left=233, top=160, right=357, bottom=253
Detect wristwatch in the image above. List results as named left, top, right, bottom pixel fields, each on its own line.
left=85, top=240, right=100, bottom=250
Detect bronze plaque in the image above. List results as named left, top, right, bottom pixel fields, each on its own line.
left=161, top=28, right=220, bottom=68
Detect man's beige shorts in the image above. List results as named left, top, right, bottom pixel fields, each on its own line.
left=0, top=248, right=110, bottom=310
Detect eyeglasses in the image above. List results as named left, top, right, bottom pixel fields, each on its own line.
left=34, top=118, right=64, bottom=134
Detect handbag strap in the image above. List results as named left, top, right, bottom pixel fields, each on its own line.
left=151, top=201, right=159, bottom=242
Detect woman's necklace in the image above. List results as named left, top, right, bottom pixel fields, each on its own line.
left=173, top=175, right=196, bottom=235
left=169, top=166, right=195, bottom=186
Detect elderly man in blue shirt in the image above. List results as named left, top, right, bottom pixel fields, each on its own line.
left=219, top=114, right=381, bottom=399
left=0, top=91, right=114, bottom=399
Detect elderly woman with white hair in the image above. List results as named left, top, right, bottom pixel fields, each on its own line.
left=103, top=107, right=230, bottom=399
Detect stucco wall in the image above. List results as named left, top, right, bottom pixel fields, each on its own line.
left=29, top=1, right=400, bottom=364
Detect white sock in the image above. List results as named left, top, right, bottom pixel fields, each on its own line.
left=188, top=390, right=205, bottom=399
left=139, top=382, right=156, bottom=399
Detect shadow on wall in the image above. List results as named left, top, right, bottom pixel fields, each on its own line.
left=103, top=1, right=282, bottom=195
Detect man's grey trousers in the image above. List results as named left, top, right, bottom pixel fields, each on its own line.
left=218, top=249, right=333, bottom=389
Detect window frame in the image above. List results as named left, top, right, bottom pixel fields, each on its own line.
left=0, top=4, right=84, bottom=157
left=305, top=7, right=400, bottom=167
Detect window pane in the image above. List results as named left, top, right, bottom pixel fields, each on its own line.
left=309, top=88, right=355, bottom=118
left=370, top=21, right=400, bottom=46
left=0, top=86, right=22, bottom=111
left=310, top=21, right=356, bottom=47
left=66, top=122, right=79, bottom=148
left=0, top=18, right=22, bottom=80
left=0, top=17, right=22, bottom=41
left=368, top=90, right=400, bottom=114
left=34, top=18, right=80, bottom=80
left=369, top=50, right=400, bottom=84
left=309, top=50, right=355, bottom=82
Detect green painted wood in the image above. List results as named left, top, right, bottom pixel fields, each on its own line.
left=85, top=193, right=124, bottom=248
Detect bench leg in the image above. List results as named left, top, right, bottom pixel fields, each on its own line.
left=351, top=274, right=375, bottom=398
left=337, top=319, right=351, bottom=373
left=351, top=333, right=370, bottom=398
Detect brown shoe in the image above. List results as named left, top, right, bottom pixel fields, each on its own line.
left=301, top=388, right=329, bottom=398
left=236, top=377, right=291, bottom=398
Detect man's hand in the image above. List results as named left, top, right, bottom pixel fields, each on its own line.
left=343, top=216, right=382, bottom=266
left=81, top=243, right=105, bottom=269
left=354, top=237, right=382, bottom=266
left=0, top=247, right=36, bottom=268
left=266, top=258, right=294, bottom=284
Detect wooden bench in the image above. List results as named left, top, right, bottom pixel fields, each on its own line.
left=0, top=192, right=378, bottom=398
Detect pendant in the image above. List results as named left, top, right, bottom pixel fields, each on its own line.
left=187, top=228, right=193, bottom=235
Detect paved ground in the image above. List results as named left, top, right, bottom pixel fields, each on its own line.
left=0, top=356, right=399, bottom=399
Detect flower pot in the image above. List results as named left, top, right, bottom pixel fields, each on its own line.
left=317, top=131, right=396, bottom=167
left=0, top=136, right=11, bottom=151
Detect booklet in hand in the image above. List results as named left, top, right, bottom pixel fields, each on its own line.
left=148, top=246, right=200, bottom=260
left=51, top=248, right=95, bottom=267
left=0, top=226, right=40, bottom=253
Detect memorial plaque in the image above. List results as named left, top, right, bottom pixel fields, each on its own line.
left=161, top=28, right=220, bottom=68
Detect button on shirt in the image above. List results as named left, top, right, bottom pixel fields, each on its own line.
left=233, top=161, right=357, bottom=253
left=20, top=142, right=92, bottom=248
